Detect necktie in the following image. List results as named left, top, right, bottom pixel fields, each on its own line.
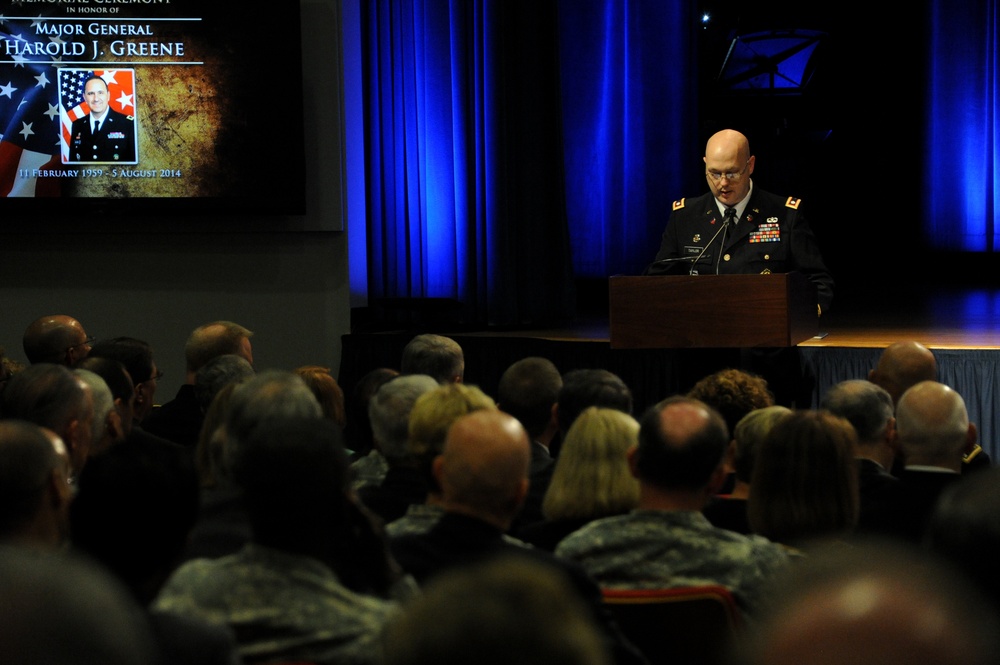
left=93, top=120, right=101, bottom=134
left=723, top=207, right=737, bottom=225
left=715, top=208, right=736, bottom=274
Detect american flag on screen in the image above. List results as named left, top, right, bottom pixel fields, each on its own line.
left=58, top=68, right=135, bottom=164
left=0, top=17, right=63, bottom=197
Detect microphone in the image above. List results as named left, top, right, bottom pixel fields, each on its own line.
left=689, top=207, right=736, bottom=275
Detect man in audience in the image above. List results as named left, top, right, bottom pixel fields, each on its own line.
left=73, top=368, right=124, bottom=456
left=144, top=321, right=254, bottom=447
left=555, top=396, right=789, bottom=617
left=388, top=409, right=645, bottom=665
left=496, top=356, right=563, bottom=530
left=864, top=380, right=974, bottom=544
left=868, top=340, right=937, bottom=407
left=1, top=362, right=95, bottom=482
left=553, top=368, right=633, bottom=457
left=820, top=379, right=900, bottom=533
left=383, top=383, right=497, bottom=537
left=0, top=419, right=73, bottom=548
left=154, top=414, right=403, bottom=665
left=357, top=374, right=439, bottom=525
left=70, top=433, right=242, bottom=665
left=400, top=333, right=465, bottom=384
left=88, top=337, right=162, bottom=429
left=735, top=539, right=1000, bottom=665
left=22, top=314, right=94, bottom=367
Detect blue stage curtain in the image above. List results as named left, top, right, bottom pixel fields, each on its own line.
left=924, top=0, right=1000, bottom=251
left=357, top=0, right=696, bottom=327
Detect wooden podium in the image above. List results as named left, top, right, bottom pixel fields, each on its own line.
left=609, top=272, right=817, bottom=349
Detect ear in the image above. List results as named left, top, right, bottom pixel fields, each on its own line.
left=965, top=422, right=979, bottom=453
left=106, top=409, right=125, bottom=444
left=431, top=455, right=446, bottom=489
left=706, top=464, right=727, bottom=496
left=722, top=440, right=737, bottom=474
left=513, top=477, right=529, bottom=507
left=626, top=444, right=640, bottom=479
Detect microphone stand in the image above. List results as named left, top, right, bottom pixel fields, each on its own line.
left=689, top=217, right=732, bottom=275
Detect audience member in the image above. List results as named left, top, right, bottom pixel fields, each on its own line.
left=345, top=366, right=399, bottom=460
left=554, top=396, right=789, bottom=618
left=143, top=321, right=254, bottom=447
left=76, top=356, right=136, bottom=437
left=180, top=370, right=325, bottom=562
left=88, top=336, right=162, bottom=428
left=400, top=333, right=465, bottom=384
left=193, top=382, right=239, bottom=489
left=357, top=374, right=439, bottom=525
left=864, top=380, right=973, bottom=544
left=0, top=346, right=24, bottom=396
left=69, top=436, right=242, bottom=665
left=702, top=405, right=791, bottom=535
left=747, top=410, right=860, bottom=552
left=192, top=354, right=255, bottom=428
left=868, top=340, right=938, bottom=407
left=516, top=406, right=641, bottom=551
left=0, top=419, right=73, bottom=548
left=73, top=367, right=124, bottom=456
left=295, top=365, right=347, bottom=428
left=686, top=367, right=775, bottom=437
left=388, top=409, right=646, bottom=665
left=1, top=362, right=95, bottom=481
left=820, top=379, right=900, bottom=533
left=496, top=356, right=563, bottom=530
left=155, top=415, right=404, bottom=665
left=383, top=383, right=498, bottom=537
left=733, top=539, right=1000, bottom=665
left=923, top=465, right=1000, bottom=614
left=383, top=554, right=612, bottom=665
left=22, top=314, right=93, bottom=367
left=553, top=367, right=633, bottom=458
left=0, top=544, right=159, bottom=665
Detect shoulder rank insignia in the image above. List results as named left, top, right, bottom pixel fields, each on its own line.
left=785, top=197, right=801, bottom=209
left=672, top=198, right=686, bottom=210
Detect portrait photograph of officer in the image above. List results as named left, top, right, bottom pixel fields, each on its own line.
left=62, top=71, right=138, bottom=164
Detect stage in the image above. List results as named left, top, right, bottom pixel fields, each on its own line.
left=338, top=284, right=1000, bottom=462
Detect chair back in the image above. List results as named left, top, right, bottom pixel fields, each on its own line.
left=601, top=585, right=742, bottom=665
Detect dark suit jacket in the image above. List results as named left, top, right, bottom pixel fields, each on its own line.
left=70, top=107, right=137, bottom=162
left=390, top=512, right=648, bottom=665
left=143, top=384, right=204, bottom=448
left=864, top=468, right=963, bottom=544
left=651, top=188, right=834, bottom=312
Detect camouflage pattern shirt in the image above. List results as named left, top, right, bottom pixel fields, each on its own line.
left=153, top=543, right=399, bottom=665
left=554, top=509, right=790, bottom=615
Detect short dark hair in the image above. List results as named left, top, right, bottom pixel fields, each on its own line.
left=557, top=369, right=632, bottom=434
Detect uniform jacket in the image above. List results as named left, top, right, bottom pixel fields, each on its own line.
left=651, top=187, right=834, bottom=312
left=70, top=107, right=137, bottom=162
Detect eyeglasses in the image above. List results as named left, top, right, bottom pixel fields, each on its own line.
left=67, top=336, right=95, bottom=352
left=147, top=370, right=164, bottom=382
left=706, top=159, right=750, bottom=183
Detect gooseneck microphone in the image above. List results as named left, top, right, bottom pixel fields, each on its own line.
left=689, top=207, right=736, bottom=275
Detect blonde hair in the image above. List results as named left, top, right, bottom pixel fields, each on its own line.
left=407, top=384, right=497, bottom=493
left=542, top=406, right=640, bottom=520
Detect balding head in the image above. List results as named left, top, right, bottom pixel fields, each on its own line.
left=869, top=341, right=937, bottom=406
left=895, top=381, right=972, bottom=469
left=738, top=540, right=1000, bottom=665
left=184, top=321, right=254, bottom=379
left=22, top=315, right=91, bottom=367
left=434, top=410, right=531, bottom=528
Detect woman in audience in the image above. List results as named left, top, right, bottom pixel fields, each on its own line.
left=747, top=409, right=859, bottom=554
left=295, top=365, right=347, bottom=429
left=703, top=405, right=792, bottom=534
left=516, top=406, right=641, bottom=550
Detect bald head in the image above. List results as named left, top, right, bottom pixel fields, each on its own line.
left=740, top=541, right=1000, bottom=665
left=704, top=129, right=754, bottom=206
left=435, top=410, right=531, bottom=527
left=895, top=381, right=971, bottom=469
left=869, top=341, right=937, bottom=406
left=22, top=315, right=91, bottom=366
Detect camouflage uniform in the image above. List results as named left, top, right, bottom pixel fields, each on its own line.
left=154, top=543, right=398, bottom=665
left=384, top=503, right=444, bottom=538
left=554, top=509, right=789, bottom=616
